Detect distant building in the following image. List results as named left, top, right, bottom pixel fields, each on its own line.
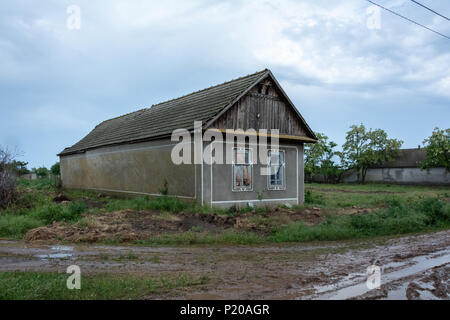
left=342, top=148, right=449, bottom=185
left=20, top=173, right=37, bottom=180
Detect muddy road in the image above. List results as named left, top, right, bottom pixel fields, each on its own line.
left=0, top=231, right=449, bottom=300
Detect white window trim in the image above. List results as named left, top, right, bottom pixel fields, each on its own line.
left=267, top=149, right=286, bottom=191
left=232, top=147, right=253, bottom=192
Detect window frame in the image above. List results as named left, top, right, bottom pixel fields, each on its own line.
left=267, top=149, right=286, bottom=191
left=232, top=147, right=253, bottom=192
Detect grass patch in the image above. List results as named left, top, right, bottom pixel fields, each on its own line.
left=134, top=230, right=266, bottom=246
left=271, top=197, right=450, bottom=242
left=1, top=178, right=449, bottom=243
left=118, top=250, right=139, bottom=261
left=0, top=272, right=209, bottom=300
left=104, top=196, right=189, bottom=212
left=0, top=215, right=44, bottom=239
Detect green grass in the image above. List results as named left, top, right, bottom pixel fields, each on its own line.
left=304, top=183, right=450, bottom=209
left=271, top=197, right=450, bottom=242
left=1, top=178, right=449, bottom=243
left=0, top=272, right=210, bottom=300
left=134, top=230, right=266, bottom=246
left=118, top=250, right=140, bottom=261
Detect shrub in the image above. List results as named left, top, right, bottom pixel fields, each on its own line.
left=104, top=196, right=187, bottom=213
left=0, top=147, right=17, bottom=208
left=304, top=189, right=325, bottom=205
left=158, top=179, right=169, bottom=196
left=0, top=170, right=16, bottom=208
left=33, top=202, right=86, bottom=224
left=35, top=167, right=48, bottom=179
left=416, top=197, right=449, bottom=226
left=50, top=162, right=60, bottom=176
left=0, top=215, right=44, bottom=238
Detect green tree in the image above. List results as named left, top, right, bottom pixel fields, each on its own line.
left=8, top=160, right=29, bottom=176
left=420, top=127, right=450, bottom=172
left=341, top=124, right=403, bottom=184
left=305, top=132, right=329, bottom=178
left=304, top=133, right=342, bottom=182
left=51, top=162, right=60, bottom=176
left=35, top=167, right=49, bottom=179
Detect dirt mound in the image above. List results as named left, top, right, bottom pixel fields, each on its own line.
left=24, top=205, right=373, bottom=243
left=24, top=213, right=141, bottom=243
left=24, top=210, right=234, bottom=243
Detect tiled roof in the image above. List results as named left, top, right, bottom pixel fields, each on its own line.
left=372, top=148, right=427, bottom=168
left=59, top=69, right=269, bottom=155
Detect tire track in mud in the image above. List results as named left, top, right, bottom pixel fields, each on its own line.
left=0, top=230, right=449, bottom=300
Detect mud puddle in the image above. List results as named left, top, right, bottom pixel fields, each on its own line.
left=311, top=250, right=449, bottom=300
left=0, top=230, right=449, bottom=299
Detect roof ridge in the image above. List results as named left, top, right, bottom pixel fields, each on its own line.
left=59, top=69, right=273, bottom=156
left=149, top=69, right=268, bottom=109
left=93, top=69, right=269, bottom=127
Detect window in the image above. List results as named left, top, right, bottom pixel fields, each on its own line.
left=232, top=148, right=252, bottom=191
left=268, top=150, right=285, bottom=190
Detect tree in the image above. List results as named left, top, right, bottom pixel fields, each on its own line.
left=8, top=160, right=29, bottom=176
left=35, top=167, right=49, bottom=178
left=51, top=162, right=61, bottom=176
left=341, top=124, right=403, bottom=184
left=0, top=146, right=16, bottom=208
left=304, top=132, right=329, bottom=178
left=304, top=133, right=342, bottom=183
left=420, top=127, right=450, bottom=172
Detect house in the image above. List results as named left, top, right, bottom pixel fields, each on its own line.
left=342, top=148, right=449, bottom=185
left=58, top=69, right=317, bottom=207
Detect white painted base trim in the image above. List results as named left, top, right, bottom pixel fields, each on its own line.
left=211, top=198, right=298, bottom=204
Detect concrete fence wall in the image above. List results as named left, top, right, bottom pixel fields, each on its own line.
left=341, top=167, right=449, bottom=185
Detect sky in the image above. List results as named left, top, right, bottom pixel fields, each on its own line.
left=0, top=0, right=449, bottom=169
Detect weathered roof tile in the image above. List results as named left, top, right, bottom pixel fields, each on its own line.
left=59, top=69, right=268, bottom=155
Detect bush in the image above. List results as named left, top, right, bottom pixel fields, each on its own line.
left=0, top=215, right=44, bottom=238
left=0, top=170, right=16, bottom=208
left=304, top=190, right=325, bottom=205
left=104, top=196, right=187, bottom=212
left=33, top=202, right=86, bottom=224
left=35, top=167, right=48, bottom=179
left=50, top=162, right=60, bottom=176
left=272, top=197, right=450, bottom=242
left=416, top=197, right=449, bottom=226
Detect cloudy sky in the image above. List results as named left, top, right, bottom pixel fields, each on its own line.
left=1, top=0, right=449, bottom=168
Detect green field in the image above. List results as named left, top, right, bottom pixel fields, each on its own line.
left=0, top=271, right=209, bottom=300
left=0, top=179, right=449, bottom=244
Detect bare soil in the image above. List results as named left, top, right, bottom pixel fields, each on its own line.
left=23, top=207, right=341, bottom=243
left=1, top=230, right=449, bottom=300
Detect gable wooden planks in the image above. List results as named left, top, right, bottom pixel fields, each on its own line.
left=212, top=82, right=308, bottom=137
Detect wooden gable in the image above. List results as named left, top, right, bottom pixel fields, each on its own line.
left=210, top=77, right=315, bottom=141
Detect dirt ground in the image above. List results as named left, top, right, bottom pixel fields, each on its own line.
left=23, top=207, right=337, bottom=243
left=1, top=230, right=448, bottom=300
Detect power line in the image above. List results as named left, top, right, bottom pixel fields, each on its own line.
left=366, top=0, right=450, bottom=41
left=410, top=0, right=450, bottom=21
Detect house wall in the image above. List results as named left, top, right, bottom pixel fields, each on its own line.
left=341, top=167, right=449, bottom=185
left=60, top=138, right=200, bottom=199
left=202, top=140, right=304, bottom=208
left=60, top=137, right=305, bottom=208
